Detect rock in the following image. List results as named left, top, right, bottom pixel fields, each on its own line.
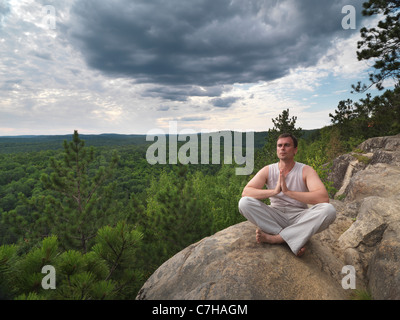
left=329, top=154, right=359, bottom=192
left=329, top=154, right=371, bottom=199
left=346, top=164, right=400, bottom=201
left=359, top=134, right=400, bottom=159
left=136, top=221, right=349, bottom=300
left=338, top=197, right=388, bottom=250
left=329, top=134, right=400, bottom=199
left=332, top=134, right=400, bottom=300
left=368, top=235, right=400, bottom=300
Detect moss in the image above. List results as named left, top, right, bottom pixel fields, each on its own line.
left=349, top=289, right=373, bottom=300
left=351, top=153, right=371, bottom=165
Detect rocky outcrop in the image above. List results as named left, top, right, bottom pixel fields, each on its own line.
left=136, top=221, right=349, bottom=300
left=328, top=134, right=400, bottom=300
left=329, top=134, right=400, bottom=199
left=137, top=134, right=400, bottom=300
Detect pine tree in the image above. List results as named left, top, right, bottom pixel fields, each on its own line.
left=0, top=222, right=143, bottom=300
left=353, top=0, right=400, bottom=92
left=142, top=166, right=212, bottom=269
left=255, top=109, right=302, bottom=170
left=39, top=130, right=119, bottom=252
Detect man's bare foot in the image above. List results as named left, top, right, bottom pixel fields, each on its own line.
left=296, top=247, right=306, bottom=257
left=256, top=229, right=306, bottom=257
left=256, top=229, right=284, bottom=244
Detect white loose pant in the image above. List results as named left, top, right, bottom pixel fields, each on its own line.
left=238, top=196, right=336, bottom=255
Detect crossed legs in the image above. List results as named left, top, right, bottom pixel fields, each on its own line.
left=238, top=196, right=336, bottom=256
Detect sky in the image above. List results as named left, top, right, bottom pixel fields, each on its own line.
left=0, top=0, right=388, bottom=136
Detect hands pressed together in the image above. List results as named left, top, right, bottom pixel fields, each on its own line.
left=274, top=169, right=289, bottom=196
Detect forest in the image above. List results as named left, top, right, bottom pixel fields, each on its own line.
left=0, top=0, right=400, bottom=300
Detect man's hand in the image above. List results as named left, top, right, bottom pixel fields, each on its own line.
left=274, top=171, right=282, bottom=195
left=280, top=169, right=289, bottom=194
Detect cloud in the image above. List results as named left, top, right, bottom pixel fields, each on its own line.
left=66, top=0, right=365, bottom=88
left=156, top=105, right=170, bottom=112
left=0, top=0, right=373, bottom=135
left=0, top=0, right=10, bottom=19
left=144, top=84, right=227, bottom=101
left=0, top=79, right=23, bottom=91
left=211, top=97, right=239, bottom=108
left=29, top=50, right=53, bottom=61
left=178, top=116, right=210, bottom=122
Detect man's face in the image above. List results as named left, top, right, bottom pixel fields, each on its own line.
left=276, top=137, right=297, bottom=161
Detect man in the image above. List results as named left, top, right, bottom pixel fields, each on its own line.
left=238, top=133, right=336, bottom=257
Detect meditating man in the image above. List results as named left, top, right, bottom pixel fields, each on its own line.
left=238, top=133, right=336, bottom=257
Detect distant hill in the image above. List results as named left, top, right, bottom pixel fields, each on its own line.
left=0, top=129, right=319, bottom=154
left=0, top=134, right=150, bottom=154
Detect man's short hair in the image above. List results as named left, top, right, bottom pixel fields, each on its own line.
left=277, top=133, right=298, bottom=148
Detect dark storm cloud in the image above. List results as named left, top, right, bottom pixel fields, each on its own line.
left=66, top=0, right=364, bottom=87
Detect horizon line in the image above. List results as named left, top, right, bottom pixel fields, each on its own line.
left=0, top=127, right=323, bottom=138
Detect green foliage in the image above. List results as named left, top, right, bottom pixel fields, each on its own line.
left=330, top=86, right=400, bottom=147
left=349, top=289, right=373, bottom=300
left=39, top=130, right=120, bottom=252
left=330, top=0, right=400, bottom=145
left=0, top=222, right=143, bottom=300
left=352, top=153, right=372, bottom=165
left=92, top=221, right=144, bottom=298
left=296, top=136, right=337, bottom=198
left=1, top=236, right=59, bottom=299
left=139, top=166, right=212, bottom=269
left=3, top=131, right=121, bottom=253
left=191, top=165, right=246, bottom=233
left=0, top=244, right=18, bottom=299
left=353, top=0, right=400, bottom=92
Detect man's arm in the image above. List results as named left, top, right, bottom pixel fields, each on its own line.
left=281, top=165, right=330, bottom=204
left=241, top=166, right=281, bottom=200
